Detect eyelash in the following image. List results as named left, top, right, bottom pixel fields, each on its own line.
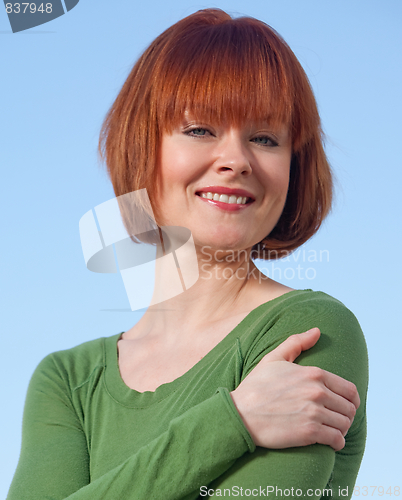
left=184, top=127, right=279, bottom=147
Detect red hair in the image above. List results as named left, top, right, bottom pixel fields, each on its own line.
left=99, top=8, right=333, bottom=259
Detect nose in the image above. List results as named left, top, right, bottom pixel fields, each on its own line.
left=214, top=129, right=252, bottom=177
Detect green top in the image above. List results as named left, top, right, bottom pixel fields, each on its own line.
left=7, top=290, right=368, bottom=500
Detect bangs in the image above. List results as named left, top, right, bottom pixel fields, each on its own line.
left=152, top=19, right=310, bottom=147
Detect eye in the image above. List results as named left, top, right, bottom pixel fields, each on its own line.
left=185, top=127, right=212, bottom=138
left=252, top=135, right=279, bottom=147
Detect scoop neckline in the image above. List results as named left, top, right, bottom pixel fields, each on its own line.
left=104, top=288, right=314, bottom=408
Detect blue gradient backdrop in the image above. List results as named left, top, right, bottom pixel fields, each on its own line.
left=1, top=0, right=401, bottom=496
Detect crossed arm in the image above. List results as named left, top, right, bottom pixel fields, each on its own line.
left=7, top=304, right=368, bottom=499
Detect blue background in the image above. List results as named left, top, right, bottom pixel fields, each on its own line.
left=1, top=0, right=401, bottom=496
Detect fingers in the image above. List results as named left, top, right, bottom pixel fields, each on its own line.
left=263, top=328, right=321, bottom=363
left=232, top=329, right=361, bottom=452
left=310, top=424, right=346, bottom=452
left=297, top=366, right=359, bottom=420
left=300, top=406, right=350, bottom=451
left=308, top=401, right=353, bottom=437
left=321, top=369, right=360, bottom=409
left=322, top=408, right=353, bottom=437
left=321, top=387, right=357, bottom=424
left=261, top=329, right=359, bottom=408
left=300, top=368, right=360, bottom=449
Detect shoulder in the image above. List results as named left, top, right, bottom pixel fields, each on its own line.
left=242, top=289, right=364, bottom=347
left=278, top=290, right=367, bottom=364
left=31, top=333, right=121, bottom=392
left=242, top=288, right=368, bottom=437
left=282, top=290, right=368, bottom=371
left=242, top=289, right=368, bottom=386
left=256, top=289, right=364, bottom=343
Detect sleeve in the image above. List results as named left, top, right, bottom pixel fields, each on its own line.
left=203, top=295, right=369, bottom=499
left=7, top=354, right=255, bottom=500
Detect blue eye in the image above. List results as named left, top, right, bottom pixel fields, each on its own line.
left=252, top=136, right=278, bottom=147
left=188, top=128, right=208, bottom=137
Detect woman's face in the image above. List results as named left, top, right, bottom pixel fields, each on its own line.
left=154, top=112, right=292, bottom=254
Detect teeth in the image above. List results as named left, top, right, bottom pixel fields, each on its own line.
left=199, top=192, right=249, bottom=205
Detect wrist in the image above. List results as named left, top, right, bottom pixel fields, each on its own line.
left=230, top=389, right=257, bottom=446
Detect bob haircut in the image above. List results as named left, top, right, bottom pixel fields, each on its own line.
left=99, top=8, right=333, bottom=260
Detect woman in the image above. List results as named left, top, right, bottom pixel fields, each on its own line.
left=7, top=8, right=368, bottom=500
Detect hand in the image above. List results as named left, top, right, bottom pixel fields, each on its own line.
left=230, top=328, right=360, bottom=452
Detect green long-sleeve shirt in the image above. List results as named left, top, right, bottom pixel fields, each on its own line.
left=7, top=290, right=368, bottom=499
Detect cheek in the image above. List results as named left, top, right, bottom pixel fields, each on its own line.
left=266, top=157, right=291, bottom=201
left=158, top=142, right=194, bottom=191
left=155, top=152, right=179, bottom=199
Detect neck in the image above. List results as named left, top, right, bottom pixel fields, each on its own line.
left=127, top=238, right=275, bottom=340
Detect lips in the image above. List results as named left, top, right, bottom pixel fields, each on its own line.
left=195, top=186, right=256, bottom=212
left=195, top=186, right=256, bottom=201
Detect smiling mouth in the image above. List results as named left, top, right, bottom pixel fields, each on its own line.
left=195, top=192, right=253, bottom=205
